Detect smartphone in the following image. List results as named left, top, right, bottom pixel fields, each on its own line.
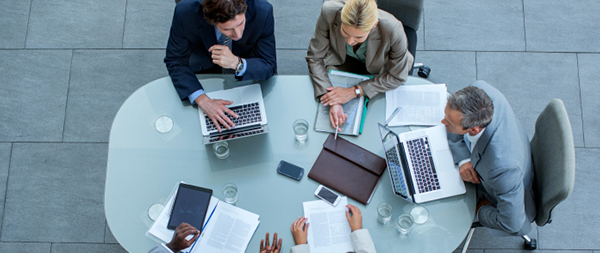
left=314, top=185, right=341, bottom=206
left=277, top=160, right=304, bottom=181
left=167, top=183, right=213, bottom=230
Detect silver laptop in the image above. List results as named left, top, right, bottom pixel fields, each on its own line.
left=378, top=123, right=466, bottom=203
left=199, top=84, right=269, bottom=144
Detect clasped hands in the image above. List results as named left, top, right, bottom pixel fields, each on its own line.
left=320, top=86, right=359, bottom=131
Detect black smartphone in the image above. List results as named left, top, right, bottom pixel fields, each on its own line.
left=277, top=160, right=304, bottom=181
left=167, top=183, right=213, bottom=230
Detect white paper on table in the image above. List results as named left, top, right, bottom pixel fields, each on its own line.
left=146, top=183, right=219, bottom=244
left=302, top=197, right=353, bottom=253
left=385, top=84, right=447, bottom=126
left=192, top=202, right=260, bottom=253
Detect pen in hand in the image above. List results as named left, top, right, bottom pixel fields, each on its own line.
left=334, top=119, right=339, bottom=140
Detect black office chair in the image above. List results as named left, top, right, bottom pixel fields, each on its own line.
left=461, top=99, right=576, bottom=252
left=377, top=0, right=430, bottom=78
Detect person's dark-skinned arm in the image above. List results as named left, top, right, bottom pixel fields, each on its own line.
left=165, top=223, right=199, bottom=253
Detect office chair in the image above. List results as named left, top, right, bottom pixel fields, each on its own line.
left=461, top=98, right=576, bottom=252
left=376, top=0, right=430, bottom=78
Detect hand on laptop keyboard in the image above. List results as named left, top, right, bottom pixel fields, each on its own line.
left=195, top=94, right=239, bottom=132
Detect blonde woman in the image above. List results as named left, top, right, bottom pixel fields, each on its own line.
left=307, top=0, right=414, bottom=130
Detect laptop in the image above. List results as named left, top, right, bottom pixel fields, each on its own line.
left=377, top=123, right=466, bottom=203
left=199, top=84, right=269, bottom=144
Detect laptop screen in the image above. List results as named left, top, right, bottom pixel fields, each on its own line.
left=377, top=124, right=413, bottom=202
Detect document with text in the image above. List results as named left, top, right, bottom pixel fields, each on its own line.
left=303, top=197, right=353, bottom=253
left=146, top=182, right=259, bottom=253
left=385, top=84, right=447, bottom=126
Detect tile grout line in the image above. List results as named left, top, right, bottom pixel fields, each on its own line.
left=575, top=53, right=586, bottom=147
left=121, top=0, right=129, bottom=49
left=0, top=143, right=14, bottom=241
left=474, top=52, right=479, bottom=80
left=23, top=0, right=33, bottom=49
left=61, top=50, right=75, bottom=142
left=522, top=0, right=528, bottom=51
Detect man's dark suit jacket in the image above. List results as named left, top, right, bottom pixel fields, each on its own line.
left=165, top=0, right=277, bottom=101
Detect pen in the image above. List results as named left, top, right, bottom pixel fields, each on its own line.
left=334, top=124, right=338, bottom=140
left=385, top=107, right=402, bottom=126
left=185, top=202, right=218, bottom=253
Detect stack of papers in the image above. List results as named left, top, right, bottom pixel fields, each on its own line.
left=385, top=84, right=447, bottom=126
left=303, top=197, right=353, bottom=253
left=147, top=184, right=259, bottom=253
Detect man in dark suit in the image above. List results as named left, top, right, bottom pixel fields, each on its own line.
left=442, top=81, right=536, bottom=235
left=165, top=0, right=276, bottom=132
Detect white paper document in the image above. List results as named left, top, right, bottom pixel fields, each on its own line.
left=385, top=84, right=447, bottom=126
left=146, top=183, right=259, bottom=253
left=303, top=197, right=353, bottom=253
left=193, top=202, right=260, bottom=253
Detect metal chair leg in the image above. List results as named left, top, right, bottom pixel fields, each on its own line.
left=461, top=228, right=475, bottom=253
left=522, top=235, right=537, bottom=250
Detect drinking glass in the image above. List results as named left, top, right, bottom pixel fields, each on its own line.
left=222, top=183, right=238, bottom=205
left=293, top=119, right=309, bottom=144
left=396, top=213, right=414, bottom=235
left=377, top=201, right=393, bottom=225
left=213, top=141, right=230, bottom=159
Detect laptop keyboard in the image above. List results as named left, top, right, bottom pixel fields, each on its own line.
left=406, top=137, right=441, bottom=193
left=207, top=128, right=265, bottom=143
left=205, top=102, right=262, bottom=131
left=386, top=147, right=410, bottom=198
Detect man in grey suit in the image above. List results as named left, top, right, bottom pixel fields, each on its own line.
left=441, top=80, right=536, bottom=235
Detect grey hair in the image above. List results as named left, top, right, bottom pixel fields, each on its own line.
left=447, top=86, right=494, bottom=129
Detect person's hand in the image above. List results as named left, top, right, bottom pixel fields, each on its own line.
left=345, top=204, right=363, bottom=232
left=476, top=197, right=493, bottom=215
left=166, top=223, right=199, bottom=253
left=320, top=86, right=357, bottom=106
left=195, top=94, right=238, bottom=132
left=291, top=217, right=309, bottom=245
left=208, top=44, right=239, bottom=69
left=459, top=161, right=480, bottom=184
left=329, top=104, right=347, bottom=131
left=260, top=232, right=282, bottom=253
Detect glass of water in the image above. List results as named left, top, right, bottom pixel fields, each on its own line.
left=222, top=183, right=238, bottom=205
left=213, top=141, right=230, bottom=159
left=377, top=201, right=393, bottom=225
left=293, top=119, right=309, bottom=144
left=397, top=213, right=414, bottom=235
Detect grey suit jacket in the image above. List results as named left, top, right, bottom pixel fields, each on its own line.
left=447, top=80, right=537, bottom=235
left=306, top=0, right=414, bottom=99
left=148, top=244, right=172, bottom=253
left=289, top=229, right=376, bottom=253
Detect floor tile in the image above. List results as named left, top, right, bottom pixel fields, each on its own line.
left=0, top=242, right=51, bottom=253
left=524, top=0, right=600, bottom=52
left=51, top=243, right=128, bottom=253
left=0, top=50, right=71, bottom=142
left=0, top=0, right=30, bottom=48
left=272, top=0, right=322, bottom=49
left=1, top=143, right=108, bottom=242
left=413, top=50, right=476, bottom=93
left=475, top=52, right=583, bottom=147
left=537, top=148, right=600, bottom=250
left=105, top=221, right=118, bottom=244
left=424, top=0, right=525, bottom=51
left=123, top=0, right=174, bottom=48
left=576, top=54, right=600, bottom=148
left=26, top=0, right=126, bottom=48
left=466, top=226, right=538, bottom=249
left=63, top=49, right=168, bottom=142
left=276, top=49, right=309, bottom=75
left=0, top=143, right=11, bottom=232
left=486, top=250, right=591, bottom=253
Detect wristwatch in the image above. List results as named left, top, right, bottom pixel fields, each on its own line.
left=235, top=57, right=244, bottom=74
left=354, top=85, right=361, bottom=98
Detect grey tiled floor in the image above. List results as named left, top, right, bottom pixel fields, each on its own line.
left=1, top=0, right=598, bottom=252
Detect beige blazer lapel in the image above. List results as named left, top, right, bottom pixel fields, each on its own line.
left=332, top=12, right=347, bottom=64
left=365, top=24, right=382, bottom=73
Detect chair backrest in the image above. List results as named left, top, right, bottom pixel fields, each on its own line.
left=530, top=98, right=576, bottom=226
left=376, top=0, right=423, bottom=31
